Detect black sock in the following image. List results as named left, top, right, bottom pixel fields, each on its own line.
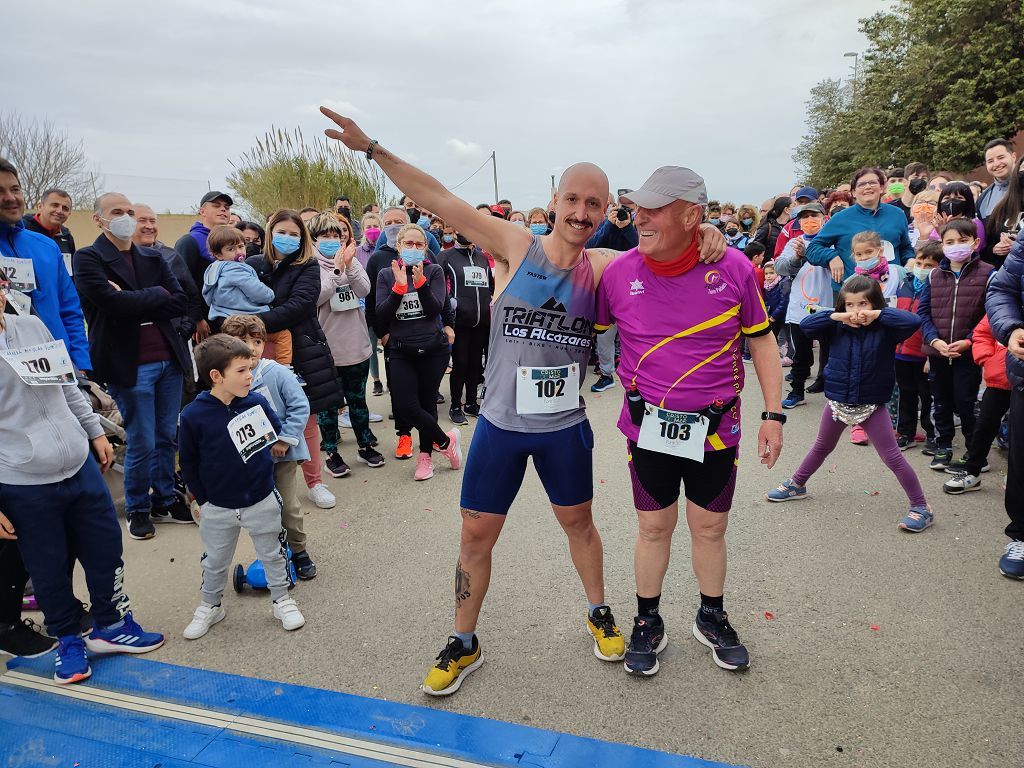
left=637, top=593, right=661, bottom=619
left=700, top=593, right=724, bottom=615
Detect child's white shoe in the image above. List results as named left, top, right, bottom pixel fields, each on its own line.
left=183, top=603, right=225, bottom=640
left=273, top=597, right=305, bottom=631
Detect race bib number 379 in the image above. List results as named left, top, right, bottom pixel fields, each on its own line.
left=0, top=340, right=77, bottom=386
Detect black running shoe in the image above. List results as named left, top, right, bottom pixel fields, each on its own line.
left=806, top=378, right=825, bottom=394
left=693, top=609, right=749, bottom=671
left=436, top=392, right=446, bottom=404
left=372, top=380, right=384, bottom=397
left=128, top=512, right=155, bottom=540
left=292, top=550, right=317, bottom=580
left=151, top=497, right=195, bottom=525
left=623, top=615, right=667, bottom=676
left=463, top=402, right=480, bottom=417
left=449, top=406, right=468, bottom=425
left=0, top=618, right=57, bottom=658
left=357, top=447, right=385, bottom=468
left=325, top=452, right=351, bottom=478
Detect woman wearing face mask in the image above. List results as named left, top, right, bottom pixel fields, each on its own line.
left=527, top=207, right=550, bottom=236
left=355, top=211, right=385, bottom=395
left=310, top=212, right=385, bottom=475
left=935, top=182, right=986, bottom=253
left=237, top=222, right=265, bottom=258
left=752, top=196, right=791, bottom=256
left=908, top=190, right=940, bottom=245
left=246, top=209, right=345, bottom=510
left=374, top=223, right=462, bottom=481
left=736, top=204, right=760, bottom=238
left=823, top=190, right=852, bottom=218
left=509, top=211, right=527, bottom=227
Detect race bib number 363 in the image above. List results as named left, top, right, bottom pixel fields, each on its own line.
left=0, top=340, right=77, bottom=386
left=515, top=364, right=578, bottom=414
left=228, top=406, right=277, bottom=463
left=637, top=405, right=709, bottom=461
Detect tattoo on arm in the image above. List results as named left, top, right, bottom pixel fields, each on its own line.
left=455, top=560, right=471, bottom=607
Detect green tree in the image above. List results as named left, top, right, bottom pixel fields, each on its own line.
left=228, top=126, right=387, bottom=223
left=797, top=0, right=1024, bottom=183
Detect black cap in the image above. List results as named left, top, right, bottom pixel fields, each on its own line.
left=200, top=190, right=233, bottom=207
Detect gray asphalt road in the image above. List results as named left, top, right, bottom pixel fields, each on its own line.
left=54, top=372, right=1024, bottom=767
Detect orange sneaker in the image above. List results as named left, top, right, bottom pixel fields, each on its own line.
left=395, top=434, right=413, bottom=460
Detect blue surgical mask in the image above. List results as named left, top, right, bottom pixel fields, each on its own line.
left=400, top=248, right=426, bottom=266
left=442, top=234, right=454, bottom=244
left=708, top=218, right=720, bottom=226
left=272, top=233, right=301, bottom=255
left=317, top=240, right=341, bottom=257
left=913, top=267, right=931, bottom=281
left=529, top=223, right=547, bottom=235
left=417, top=216, right=431, bottom=228
left=857, top=256, right=880, bottom=270
left=742, top=217, right=754, bottom=226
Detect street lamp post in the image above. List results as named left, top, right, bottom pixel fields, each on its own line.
left=844, top=51, right=859, bottom=107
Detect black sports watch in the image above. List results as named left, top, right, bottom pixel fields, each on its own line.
left=761, top=411, right=787, bottom=424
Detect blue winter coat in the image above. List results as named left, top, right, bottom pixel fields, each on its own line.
left=800, top=307, right=921, bottom=404
left=985, top=237, right=1024, bottom=387
left=0, top=220, right=91, bottom=371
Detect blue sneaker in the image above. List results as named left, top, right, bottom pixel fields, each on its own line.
left=766, top=478, right=807, bottom=502
left=782, top=393, right=805, bottom=409
left=54, top=635, right=91, bottom=685
left=85, top=612, right=164, bottom=655
left=693, top=609, right=749, bottom=671
left=999, top=540, right=1024, bottom=580
left=590, top=374, right=615, bottom=393
left=623, top=615, right=667, bottom=676
left=898, top=505, right=934, bottom=532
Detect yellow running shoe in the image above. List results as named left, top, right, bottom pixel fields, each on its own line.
left=587, top=606, right=625, bottom=661
left=421, top=635, right=483, bottom=696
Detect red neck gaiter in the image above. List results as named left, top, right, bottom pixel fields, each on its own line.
left=642, top=234, right=700, bottom=277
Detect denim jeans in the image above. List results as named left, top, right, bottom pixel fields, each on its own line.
left=108, top=361, right=184, bottom=517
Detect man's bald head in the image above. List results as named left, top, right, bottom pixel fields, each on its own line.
left=557, top=162, right=609, bottom=197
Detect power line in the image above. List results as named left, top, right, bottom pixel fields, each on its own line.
left=447, top=155, right=492, bottom=192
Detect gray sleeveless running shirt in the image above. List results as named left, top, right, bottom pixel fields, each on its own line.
left=480, top=236, right=595, bottom=433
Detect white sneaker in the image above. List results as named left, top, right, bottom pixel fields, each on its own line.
left=368, top=411, right=383, bottom=423
left=183, top=603, right=225, bottom=640
left=339, top=411, right=352, bottom=429
left=307, top=483, right=336, bottom=509
left=273, top=597, right=305, bottom=631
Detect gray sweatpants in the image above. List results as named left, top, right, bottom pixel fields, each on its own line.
left=199, top=490, right=289, bottom=603
left=596, top=324, right=618, bottom=377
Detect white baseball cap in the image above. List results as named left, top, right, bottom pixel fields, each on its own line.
left=619, top=166, right=708, bottom=209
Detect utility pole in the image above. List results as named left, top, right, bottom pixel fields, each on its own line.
left=844, top=51, right=859, bottom=107
left=491, top=151, right=498, bottom=204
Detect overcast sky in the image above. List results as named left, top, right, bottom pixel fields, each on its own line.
left=7, top=0, right=883, bottom=214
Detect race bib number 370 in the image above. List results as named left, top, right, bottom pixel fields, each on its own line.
left=0, top=340, right=77, bottom=386
left=515, top=364, right=578, bottom=414
left=228, top=406, right=277, bottom=463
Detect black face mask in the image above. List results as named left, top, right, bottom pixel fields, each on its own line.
left=908, top=178, right=927, bottom=195
left=407, top=208, right=421, bottom=223
left=940, top=198, right=970, bottom=217
left=245, top=242, right=261, bottom=257
left=455, top=233, right=472, bottom=247
left=337, top=206, right=351, bottom=219
left=725, top=228, right=739, bottom=237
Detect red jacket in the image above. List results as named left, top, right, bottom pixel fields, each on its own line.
left=894, top=276, right=926, bottom=360
left=972, top=315, right=1010, bottom=390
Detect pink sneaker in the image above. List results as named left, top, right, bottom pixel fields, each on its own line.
left=435, top=428, right=462, bottom=470
left=850, top=424, right=869, bottom=445
left=414, top=452, right=434, bottom=481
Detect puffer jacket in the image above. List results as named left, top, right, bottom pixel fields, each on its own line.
left=800, top=307, right=920, bottom=404
left=917, top=253, right=993, bottom=355
left=985, top=238, right=1024, bottom=387
left=971, top=315, right=1010, bottom=390
left=246, top=251, right=344, bottom=413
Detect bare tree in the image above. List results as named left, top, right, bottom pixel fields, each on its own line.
left=0, top=112, right=95, bottom=208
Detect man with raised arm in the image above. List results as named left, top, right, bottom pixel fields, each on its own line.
left=321, top=107, right=724, bottom=696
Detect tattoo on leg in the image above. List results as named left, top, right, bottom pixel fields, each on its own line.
left=455, top=560, right=471, bottom=607
left=462, top=507, right=481, bottom=520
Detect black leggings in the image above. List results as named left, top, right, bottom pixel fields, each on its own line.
left=450, top=323, right=489, bottom=407
left=788, top=322, right=830, bottom=394
left=387, top=348, right=450, bottom=453
left=894, top=358, right=934, bottom=439
left=0, top=541, right=28, bottom=626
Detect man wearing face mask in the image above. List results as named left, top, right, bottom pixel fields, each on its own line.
left=132, top=204, right=201, bottom=344
left=0, top=159, right=92, bottom=375
left=334, top=195, right=362, bottom=240
left=73, top=193, right=191, bottom=540
left=438, top=232, right=492, bottom=424
left=175, top=191, right=234, bottom=343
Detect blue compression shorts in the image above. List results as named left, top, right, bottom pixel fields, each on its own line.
left=460, top=416, right=594, bottom=515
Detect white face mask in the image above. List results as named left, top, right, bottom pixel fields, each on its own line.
left=104, top=213, right=137, bottom=240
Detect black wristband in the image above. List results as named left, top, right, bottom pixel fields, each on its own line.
left=761, top=411, right=787, bottom=424
left=366, top=140, right=378, bottom=162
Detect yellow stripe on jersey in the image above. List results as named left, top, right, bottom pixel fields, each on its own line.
left=594, top=323, right=613, bottom=333
left=708, top=433, right=727, bottom=451
left=659, top=331, right=741, bottom=405
left=631, top=304, right=741, bottom=385
left=741, top=291, right=770, bottom=335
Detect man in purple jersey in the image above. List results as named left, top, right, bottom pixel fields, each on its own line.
left=596, top=167, right=785, bottom=676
